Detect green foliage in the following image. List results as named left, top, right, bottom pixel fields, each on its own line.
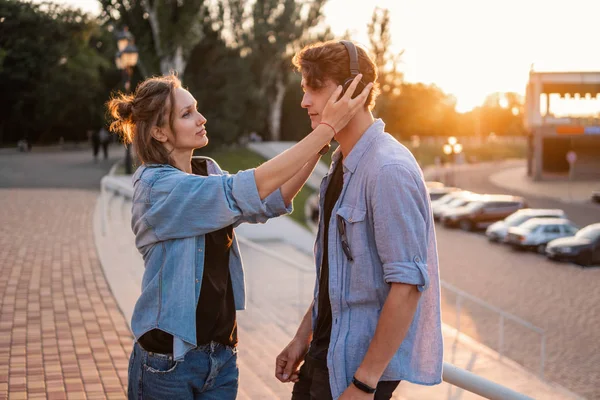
left=280, top=74, right=312, bottom=141
left=183, top=20, right=261, bottom=147
left=98, top=0, right=207, bottom=75
left=0, top=0, right=119, bottom=144
left=195, top=145, right=314, bottom=227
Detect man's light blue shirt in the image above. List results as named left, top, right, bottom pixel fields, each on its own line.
left=129, top=157, right=292, bottom=361
left=313, top=119, right=443, bottom=398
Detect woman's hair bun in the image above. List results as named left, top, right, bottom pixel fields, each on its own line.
left=107, top=93, right=135, bottom=143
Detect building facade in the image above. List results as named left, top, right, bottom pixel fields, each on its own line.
left=524, top=71, right=600, bottom=180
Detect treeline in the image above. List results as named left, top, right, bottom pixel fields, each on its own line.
left=0, top=0, right=525, bottom=146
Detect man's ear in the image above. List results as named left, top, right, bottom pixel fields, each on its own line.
left=151, top=126, right=168, bottom=143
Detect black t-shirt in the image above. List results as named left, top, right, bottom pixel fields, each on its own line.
left=138, top=159, right=237, bottom=354
left=309, top=158, right=344, bottom=361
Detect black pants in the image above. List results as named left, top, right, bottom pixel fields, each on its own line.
left=101, top=141, right=109, bottom=159
left=291, top=354, right=400, bottom=400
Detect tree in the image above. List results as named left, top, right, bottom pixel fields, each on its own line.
left=367, top=7, right=404, bottom=124
left=480, top=92, right=525, bottom=136
left=183, top=8, right=259, bottom=147
left=227, top=0, right=329, bottom=140
left=98, top=0, right=208, bottom=76
left=0, top=0, right=118, bottom=144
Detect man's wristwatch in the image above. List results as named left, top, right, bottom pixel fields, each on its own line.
left=352, top=376, right=377, bottom=394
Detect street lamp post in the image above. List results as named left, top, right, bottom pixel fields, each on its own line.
left=442, top=136, right=463, bottom=186
left=115, top=27, right=139, bottom=174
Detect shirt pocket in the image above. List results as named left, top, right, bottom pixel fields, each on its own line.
left=336, top=205, right=368, bottom=258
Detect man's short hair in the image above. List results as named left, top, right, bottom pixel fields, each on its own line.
left=292, top=40, right=380, bottom=110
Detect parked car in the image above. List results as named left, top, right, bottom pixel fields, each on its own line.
left=428, top=186, right=460, bottom=202
left=426, top=181, right=445, bottom=190
left=486, top=208, right=567, bottom=242
left=442, top=194, right=528, bottom=231
left=432, top=191, right=478, bottom=221
left=506, top=218, right=579, bottom=253
left=434, top=193, right=481, bottom=221
left=592, top=190, right=600, bottom=204
left=546, top=223, right=600, bottom=267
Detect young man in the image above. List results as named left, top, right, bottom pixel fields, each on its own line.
left=275, top=41, right=443, bottom=400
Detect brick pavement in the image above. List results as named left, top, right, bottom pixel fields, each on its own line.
left=0, top=189, right=133, bottom=400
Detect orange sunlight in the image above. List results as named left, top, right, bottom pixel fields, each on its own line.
left=324, top=0, right=600, bottom=113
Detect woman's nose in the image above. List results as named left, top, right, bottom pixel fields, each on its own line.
left=197, top=113, right=207, bottom=125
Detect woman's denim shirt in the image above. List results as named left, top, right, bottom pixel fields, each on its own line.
left=313, top=120, right=443, bottom=398
left=130, top=156, right=291, bottom=361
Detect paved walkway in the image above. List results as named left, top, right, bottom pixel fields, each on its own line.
left=0, top=189, right=133, bottom=400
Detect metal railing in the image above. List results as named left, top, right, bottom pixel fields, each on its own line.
left=442, top=281, right=546, bottom=379
left=100, top=174, right=537, bottom=400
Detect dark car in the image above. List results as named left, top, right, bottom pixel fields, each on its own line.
left=546, top=223, right=600, bottom=267
left=442, top=194, right=528, bottom=231
left=592, top=191, right=600, bottom=204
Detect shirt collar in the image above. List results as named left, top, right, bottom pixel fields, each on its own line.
left=332, top=119, right=385, bottom=174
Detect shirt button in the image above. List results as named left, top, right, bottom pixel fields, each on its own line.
left=198, top=249, right=203, bottom=252
left=349, top=218, right=353, bottom=222
left=414, top=256, right=421, bottom=262
left=196, top=279, right=199, bottom=283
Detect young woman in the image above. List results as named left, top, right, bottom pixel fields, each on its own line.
left=107, top=73, right=372, bottom=399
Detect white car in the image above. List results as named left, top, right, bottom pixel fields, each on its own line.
left=432, top=191, right=478, bottom=221
left=486, top=208, right=567, bottom=242
left=426, top=181, right=445, bottom=190
left=505, top=218, right=579, bottom=253
left=428, top=186, right=460, bottom=202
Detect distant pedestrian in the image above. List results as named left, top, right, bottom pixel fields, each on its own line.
left=99, top=127, right=110, bottom=160
left=91, top=129, right=101, bottom=162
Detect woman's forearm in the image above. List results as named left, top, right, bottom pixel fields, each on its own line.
left=254, top=125, right=331, bottom=200
left=280, top=154, right=321, bottom=206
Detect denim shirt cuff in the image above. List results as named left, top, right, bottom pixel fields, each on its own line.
left=383, top=257, right=430, bottom=292
left=232, top=169, right=269, bottom=216
left=263, top=188, right=293, bottom=217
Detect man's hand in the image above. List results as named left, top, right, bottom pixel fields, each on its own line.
left=338, top=383, right=375, bottom=399
left=275, top=338, right=309, bottom=383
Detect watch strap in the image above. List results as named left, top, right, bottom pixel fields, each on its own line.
left=352, top=376, right=377, bottom=394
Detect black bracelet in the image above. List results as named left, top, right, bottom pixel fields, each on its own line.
left=352, top=376, right=377, bottom=394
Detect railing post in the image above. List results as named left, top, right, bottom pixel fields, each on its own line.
left=540, top=333, right=546, bottom=379
left=499, top=315, right=504, bottom=360
left=456, top=296, right=462, bottom=340
left=298, top=267, right=303, bottom=320
left=100, top=178, right=107, bottom=236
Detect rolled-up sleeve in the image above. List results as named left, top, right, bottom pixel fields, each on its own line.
left=234, top=188, right=293, bottom=226
left=372, top=164, right=431, bottom=292
left=146, top=168, right=270, bottom=240
left=263, top=188, right=293, bottom=218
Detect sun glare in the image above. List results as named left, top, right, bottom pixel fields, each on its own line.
left=325, top=0, right=600, bottom=112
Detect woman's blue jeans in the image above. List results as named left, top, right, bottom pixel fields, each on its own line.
left=128, top=341, right=238, bottom=400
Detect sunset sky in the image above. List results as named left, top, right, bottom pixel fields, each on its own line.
left=49, top=0, right=600, bottom=112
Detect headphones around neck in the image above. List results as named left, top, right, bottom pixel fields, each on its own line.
left=339, top=40, right=367, bottom=100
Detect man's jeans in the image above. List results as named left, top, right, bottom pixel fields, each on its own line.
left=292, top=354, right=400, bottom=400
left=128, top=341, right=238, bottom=400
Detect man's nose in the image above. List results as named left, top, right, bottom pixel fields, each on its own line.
left=301, top=93, right=311, bottom=108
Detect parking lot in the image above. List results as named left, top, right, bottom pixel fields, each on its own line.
left=432, top=164, right=600, bottom=399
